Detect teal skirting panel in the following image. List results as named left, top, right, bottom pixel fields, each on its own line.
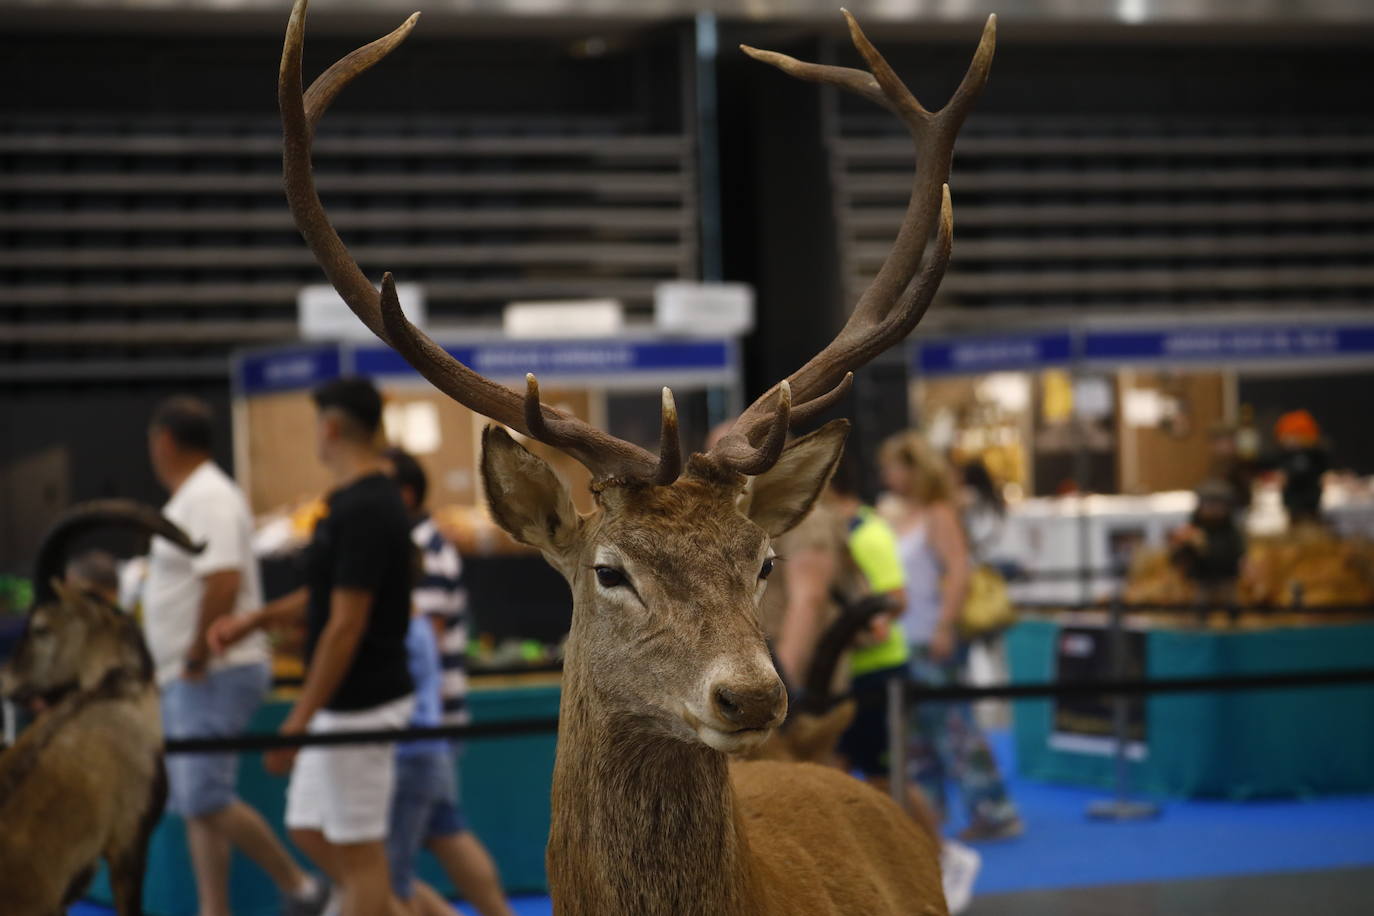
left=90, top=682, right=560, bottom=916
left=1006, top=618, right=1374, bottom=799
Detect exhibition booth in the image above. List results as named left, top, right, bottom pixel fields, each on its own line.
left=909, top=313, right=1374, bottom=799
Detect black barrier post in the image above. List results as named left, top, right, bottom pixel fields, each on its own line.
left=1, top=698, right=14, bottom=748
left=1087, top=592, right=1160, bottom=821
left=886, top=675, right=906, bottom=808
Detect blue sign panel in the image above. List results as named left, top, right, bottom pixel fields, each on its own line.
left=1084, top=325, right=1374, bottom=363
left=915, top=332, right=1073, bottom=376
left=237, top=346, right=341, bottom=395
left=354, top=339, right=732, bottom=380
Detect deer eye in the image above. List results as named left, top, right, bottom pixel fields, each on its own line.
left=594, top=566, right=627, bottom=589
left=759, top=557, right=776, bottom=581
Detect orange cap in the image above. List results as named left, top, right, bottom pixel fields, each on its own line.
left=1274, top=409, right=1320, bottom=444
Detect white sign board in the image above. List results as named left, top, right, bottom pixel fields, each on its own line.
left=503, top=299, right=624, bottom=339
left=654, top=281, right=754, bottom=336
left=299, top=282, right=426, bottom=342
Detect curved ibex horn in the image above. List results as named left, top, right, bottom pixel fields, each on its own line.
left=791, top=592, right=899, bottom=718
left=32, top=500, right=203, bottom=607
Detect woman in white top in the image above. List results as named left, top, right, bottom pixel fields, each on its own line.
left=878, top=432, right=1023, bottom=843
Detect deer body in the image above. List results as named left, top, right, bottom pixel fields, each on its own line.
left=277, top=3, right=994, bottom=913
left=550, top=716, right=941, bottom=915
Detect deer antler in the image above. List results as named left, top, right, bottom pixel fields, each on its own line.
left=706, top=11, right=995, bottom=476
left=279, top=0, right=680, bottom=485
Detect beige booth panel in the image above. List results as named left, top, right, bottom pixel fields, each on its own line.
left=242, top=390, right=332, bottom=517
left=241, top=385, right=598, bottom=518
left=1116, top=370, right=1226, bottom=495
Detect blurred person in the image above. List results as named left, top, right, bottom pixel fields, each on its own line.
left=143, top=396, right=327, bottom=916
left=65, top=549, right=121, bottom=605
left=1170, top=479, right=1245, bottom=604
left=1205, top=422, right=1254, bottom=512
left=1258, top=409, right=1330, bottom=528
left=959, top=459, right=1007, bottom=570
left=879, top=431, right=1023, bottom=843
left=382, top=448, right=515, bottom=916
left=211, top=377, right=415, bottom=916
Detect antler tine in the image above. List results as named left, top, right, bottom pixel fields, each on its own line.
left=376, top=275, right=664, bottom=481
left=789, top=371, right=854, bottom=428
left=710, top=14, right=993, bottom=476
left=280, top=0, right=416, bottom=344
left=655, top=388, right=683, bottom=486
left=710, top=381, right=793, bottom=477
left=283, top=0, right=680, bottom=486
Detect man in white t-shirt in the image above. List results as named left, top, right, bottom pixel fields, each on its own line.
left=144, top=396, right=328, bottom=916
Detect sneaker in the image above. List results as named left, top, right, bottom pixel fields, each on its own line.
left=958, top=814, right=1024, bottom=843
left=940, top=839, right=982, bottom=914
left=282, top=875, right=331, bottom=916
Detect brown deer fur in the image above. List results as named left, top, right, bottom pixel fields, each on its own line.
left=484, top=428, right=947, bottom=916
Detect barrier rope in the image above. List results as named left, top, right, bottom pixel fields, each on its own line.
left=164, top=666, right=1374, bottom=756
left=1012, top=600, right=1374, bottom=615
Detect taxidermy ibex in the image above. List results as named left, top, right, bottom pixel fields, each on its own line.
left=0, top=501, right=201, bottom=916
left=750, top=592, right=896, bottom=764
left=280, top=0, right=993, bottom=911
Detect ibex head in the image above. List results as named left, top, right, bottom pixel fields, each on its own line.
left=278, top=0, right=991, bottom=753
left=1, top=501, right=200, bottom=706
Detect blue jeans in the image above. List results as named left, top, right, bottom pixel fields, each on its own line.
left=907, top=645, right=1018, bottom=827
left=161, top=662, right=270, bottom=818
left=386, top=747, right=467, bottom=899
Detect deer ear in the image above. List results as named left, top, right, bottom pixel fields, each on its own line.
left=745, top=419, right=849, bottom=537
left=481, top=425, right=581, bottom=567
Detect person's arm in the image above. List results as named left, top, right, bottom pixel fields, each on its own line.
left=775, top=544, right=838, bottom=686
left=265, top=587, right=373, bottom=774
left=848, top=517, right=907, bottom=635
left=927, top=502, right=971, bottom=662
left=283, top=587, right=371, bottom=729
left=184, top=569, right=241, bottom=678
left=860, top=588, right=906, bottom=646
left=207, top=586, right=307, bottom=655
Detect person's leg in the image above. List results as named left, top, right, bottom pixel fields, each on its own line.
left=205, top=800, right=312, bottom=892
left=935, top=649, right=1021, bottom=837
left=411, top=880, right=457, bottom=916
left=328, top=839, right=401, bottom=916
left=162, top=675, right=239, bottom=916
left=315, top=695, right=417, bottom=916
left=286, top=743, right=339, bottom=882
left=386, top=753, right=439, bottom=912
left=193, top=661, right=316, bottom=900
left=425, top=832, right=515, bottom=916
left=907, top=649, right=950, bottom=820
left=422, top=747, right=515, bottom=916
left=185, top=816, right=234, bottom=916
left=289, top=828, right=340, bottom=883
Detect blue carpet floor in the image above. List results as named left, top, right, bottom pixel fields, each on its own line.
left=970, top=728, right=1374, bottom=895
left=72, top=728, right=1374, bottom=914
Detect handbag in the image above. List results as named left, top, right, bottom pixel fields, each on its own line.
left=958, top=564, right=1015, bottom=638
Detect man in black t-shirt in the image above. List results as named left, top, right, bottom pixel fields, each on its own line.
left=211, top=376, right=414, bottom=916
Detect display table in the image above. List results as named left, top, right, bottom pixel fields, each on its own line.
left=1006, top=616, right=1374, bottom=798
left=90, top=678, right=559, bottom=915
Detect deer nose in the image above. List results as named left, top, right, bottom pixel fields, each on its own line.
left=712, top=679, right=785, bottom=730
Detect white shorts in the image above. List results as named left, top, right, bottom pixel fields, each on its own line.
left=284, top=693, right=415, bottom=844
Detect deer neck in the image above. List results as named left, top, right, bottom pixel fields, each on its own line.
left=548, top=653, right=759, bottom=916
